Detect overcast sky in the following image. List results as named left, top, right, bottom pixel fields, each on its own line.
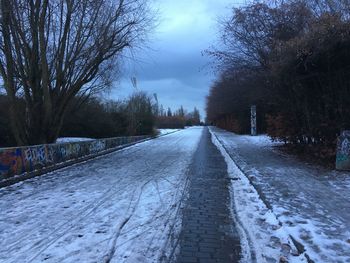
left=107, top=0, right=237, bottom=120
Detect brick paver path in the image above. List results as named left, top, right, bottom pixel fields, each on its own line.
left=176, top=127, right=241, bottom=263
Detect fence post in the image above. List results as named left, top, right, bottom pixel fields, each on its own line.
left=251, top=105, right=257, bottom=136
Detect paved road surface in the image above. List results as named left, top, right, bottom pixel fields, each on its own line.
left=176, top=128, right=241, bottom=263
left=0, top=127, right=243, bottom=263
left=0, top=128, right=205, bottom=262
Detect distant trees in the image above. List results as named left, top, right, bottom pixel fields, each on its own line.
left=0, top=0, right=153, bottom=146
left=60, top=98, right=129, bottom=139
left=0, top=90, right=203, bottom=146
left=206, top=70, right=264, bottom=133
left=48, top=91, right=156, bottom=139
left=185, top=107, right=200, bottom=126
left=156, top=105, right=201, bottom=129
left=0, top=91, right=158, bottom=146
left=125, top=92, right=155, bottom=136
left=206, top=0, right=350, bottom=161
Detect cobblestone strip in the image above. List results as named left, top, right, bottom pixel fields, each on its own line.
left=176, top=127, right=241, bottom=263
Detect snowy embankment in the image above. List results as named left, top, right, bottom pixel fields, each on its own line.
left=211, top=127, right=350, bottom=263
left=210, top=128, right=307, bottom=263
left=158, top=129, right=180, bottom=136
left=0, top=127, right=203, bottom=263
left=56, top=129, right=178, bottom=144
left=56, top=137, right=94, bottom=143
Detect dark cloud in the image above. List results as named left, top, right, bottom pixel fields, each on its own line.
left=108, top=0, right=236, bottom=120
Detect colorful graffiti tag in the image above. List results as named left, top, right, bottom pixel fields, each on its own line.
left=0, top=135, right=149, bottom=180
left=22, top=146, right=54, bottom=172
left=0, top=148, right=23, bottom=178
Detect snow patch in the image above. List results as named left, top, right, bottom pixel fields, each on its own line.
left=158, top=129, right=180, bottom=135
left=209, top=128, right=307, bottom=263
left=239, top=134, right=282, bottom=147
left=56, top=137, right=94, bottom=143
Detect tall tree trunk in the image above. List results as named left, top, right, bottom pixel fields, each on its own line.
left=8, top=100, right=26, bottom=146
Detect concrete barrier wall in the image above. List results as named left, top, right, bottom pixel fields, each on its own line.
left=336, top=130, right=350, bottom=170
left=0, top=135, right=149, bottom=181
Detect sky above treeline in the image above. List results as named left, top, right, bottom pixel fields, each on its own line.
left=108, top=0, right=237, bottom=120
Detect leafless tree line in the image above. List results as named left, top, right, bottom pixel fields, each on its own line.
left=207, top=0, right=350, bottom=161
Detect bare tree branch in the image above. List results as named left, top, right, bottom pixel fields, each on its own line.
left=0, top=0, right=153, bottom=145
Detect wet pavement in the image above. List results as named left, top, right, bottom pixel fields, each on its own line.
left=176, top=127, right=241, bottom=263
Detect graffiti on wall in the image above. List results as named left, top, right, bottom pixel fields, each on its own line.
left=22, top=146, right=54, bottom=172
left=0, top=135, right=149, bottom=179
left=0, top=149, right=23, bottom=177
left=89, top=141, right=106, bottom=154
left=339, top=138, right=350, bottom=156
left=336, top=130, right=350, bottom=170
left=58, top=143, right=83, bottom=160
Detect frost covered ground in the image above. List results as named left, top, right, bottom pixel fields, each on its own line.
left=0, top=127, right=203, bottom=263
left=210, top=127, right=350, bottom=263
left=158, top=129, right=180, bottom=135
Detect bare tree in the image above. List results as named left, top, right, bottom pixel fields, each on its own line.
left=206, top=1, right=311, bottom=71
left=0, top=0, right=153, bottom=145
left=125, top=91, right=155, bottom=136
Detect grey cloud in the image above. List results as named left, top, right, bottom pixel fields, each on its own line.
left=110, top=0, right=236, bottom=119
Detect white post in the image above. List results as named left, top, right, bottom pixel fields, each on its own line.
left=251, top=105, right=257, bottom=136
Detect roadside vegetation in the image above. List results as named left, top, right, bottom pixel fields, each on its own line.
left=0, top=91, right=201, bottom=147
left=0, top=92, right=153, bottom=146
left=206, top=0, right=350, bottom=164
left=156, top=106, right=201, bottom=129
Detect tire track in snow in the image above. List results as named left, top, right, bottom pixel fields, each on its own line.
left=104, top=138, right=191, bottom=262
left=1, top=146, right=147, bottom=252
left=1, top=129, right=199, bottom=263
left=26, top=134, right=186, bottom=262
left=103, top=179, right=154, bottom=263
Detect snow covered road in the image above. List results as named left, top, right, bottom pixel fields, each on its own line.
left=0, top=127, right=203, bottom=263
